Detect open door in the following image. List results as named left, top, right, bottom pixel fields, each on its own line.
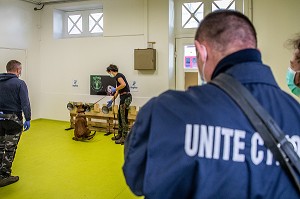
left=175, top=37, right=199, bottom=90
left=0, top=48, right=27, bottom=82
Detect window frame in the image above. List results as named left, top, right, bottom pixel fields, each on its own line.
left=63, top=9, right=103, bottom=38
left=66, top=11, right=83, bottom=36
left=181, top=2, right=204, bottom=29
left=175, top=0, right=251, bottom=38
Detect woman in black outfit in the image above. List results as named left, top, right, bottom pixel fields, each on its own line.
left=106, top=64, right=132, bottom=144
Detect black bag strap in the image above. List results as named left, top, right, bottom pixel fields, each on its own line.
left=210, top=73, right=300, bottom=192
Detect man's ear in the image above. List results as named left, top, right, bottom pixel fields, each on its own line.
left=194, top=40, right=207, bottom=62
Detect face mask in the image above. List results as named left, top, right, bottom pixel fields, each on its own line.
left=16, top=68, right=22, bottom=78
left=109, top=73, right=114, bottom=78
left=200, top=63, right=207, bottom=85
left=200, top=45, right=207, bottom=85
left=286, top=67, right=300, bottom=96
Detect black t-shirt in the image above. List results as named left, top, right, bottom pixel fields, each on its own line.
left=115, top=73, right=130, bottom=94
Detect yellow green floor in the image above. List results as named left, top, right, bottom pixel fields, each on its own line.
left=0, top=119, right=142, bottom=199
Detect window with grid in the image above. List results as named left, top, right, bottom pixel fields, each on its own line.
left=181, top=2, right=204, bottom=29
left=181, top=0, right=243, bottom=30
left=212, top=0, right=236, bottom=12
left=67, top=14, right=82, bottom=35
left=65, top=9, right=103, bottom=38
left=89, top=12, right=103, bottom=34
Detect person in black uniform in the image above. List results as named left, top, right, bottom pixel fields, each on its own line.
left=106, top=64, right=132, bottom=145
left=0, top=60, right=31, bottom=187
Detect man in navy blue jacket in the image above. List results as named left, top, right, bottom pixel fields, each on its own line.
left=123, top=10, right=300, bottom=199
left=0, top=60, right=31, bottom=187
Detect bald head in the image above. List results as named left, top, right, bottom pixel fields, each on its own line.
left=195, top=10, right=257, bottom=54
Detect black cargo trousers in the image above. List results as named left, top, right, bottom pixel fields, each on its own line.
left=0, top=120, right=22, bottom=178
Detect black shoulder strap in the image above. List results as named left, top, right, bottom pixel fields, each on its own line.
left=210, top=73, right=300, bottom=193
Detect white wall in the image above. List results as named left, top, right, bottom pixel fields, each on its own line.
left=252, top=0, right=300, bottom=100
left=1, top=0, right=299, bottom=122
left=38, top=0, right=171, bottom=121
left=0, top=0, right=41, bottom=120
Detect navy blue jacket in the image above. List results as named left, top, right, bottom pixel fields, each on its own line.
left=0, top=73, right=31, bottom=121
left=123, top=49, right=300, bottom=199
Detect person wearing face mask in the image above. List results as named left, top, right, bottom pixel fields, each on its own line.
left=0, top=60, right=31, bottom=187
left=123, top=10, right=300, bottom=199
left=286, top=34, right=300, bottom=96
left=106, top=64, right=132, bottom=145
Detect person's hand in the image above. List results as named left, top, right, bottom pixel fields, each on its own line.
left=23, top=121, right=30, bottom=131
left=110, top=87, right=116, bottom=93
left=107, top=100, right=113, bottom=108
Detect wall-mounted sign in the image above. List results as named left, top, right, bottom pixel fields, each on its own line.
left=184, top=56, right=197, bottom=69
left=90, top=75, right=115, bottom=95
left=130, top=80, right=138, bottom=92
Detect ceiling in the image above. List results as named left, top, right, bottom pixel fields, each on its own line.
left=21, top=0, right=93, bottom=5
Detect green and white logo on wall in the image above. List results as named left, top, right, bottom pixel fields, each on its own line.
left=91, top=75, right=102, bottom=92
left=90, top=75, right=115, bottom=95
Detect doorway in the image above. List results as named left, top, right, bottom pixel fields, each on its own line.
left=0, top=48, right=27, bottom=82
left=174, top=0, right=251, bottom=90
left=175, top=37, right=199, bottom=90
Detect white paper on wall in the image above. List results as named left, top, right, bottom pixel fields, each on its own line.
left=130, top=80, right=138, bottom=92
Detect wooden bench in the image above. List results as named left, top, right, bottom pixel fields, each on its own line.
left=68, top=104, right=137, bottom=133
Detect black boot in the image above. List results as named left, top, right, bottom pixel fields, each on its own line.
left=111, top=132, right=122, bottom=141
left=115, top=132, right=127, bottom=145
left=0, top=175, right=19, bottom=187
left=104, top=132, right=112, bottom=136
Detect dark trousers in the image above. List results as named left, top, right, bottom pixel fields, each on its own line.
left=118, top=94, right=132, bottom=135
left=0, top=120, right=22, bottom=178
